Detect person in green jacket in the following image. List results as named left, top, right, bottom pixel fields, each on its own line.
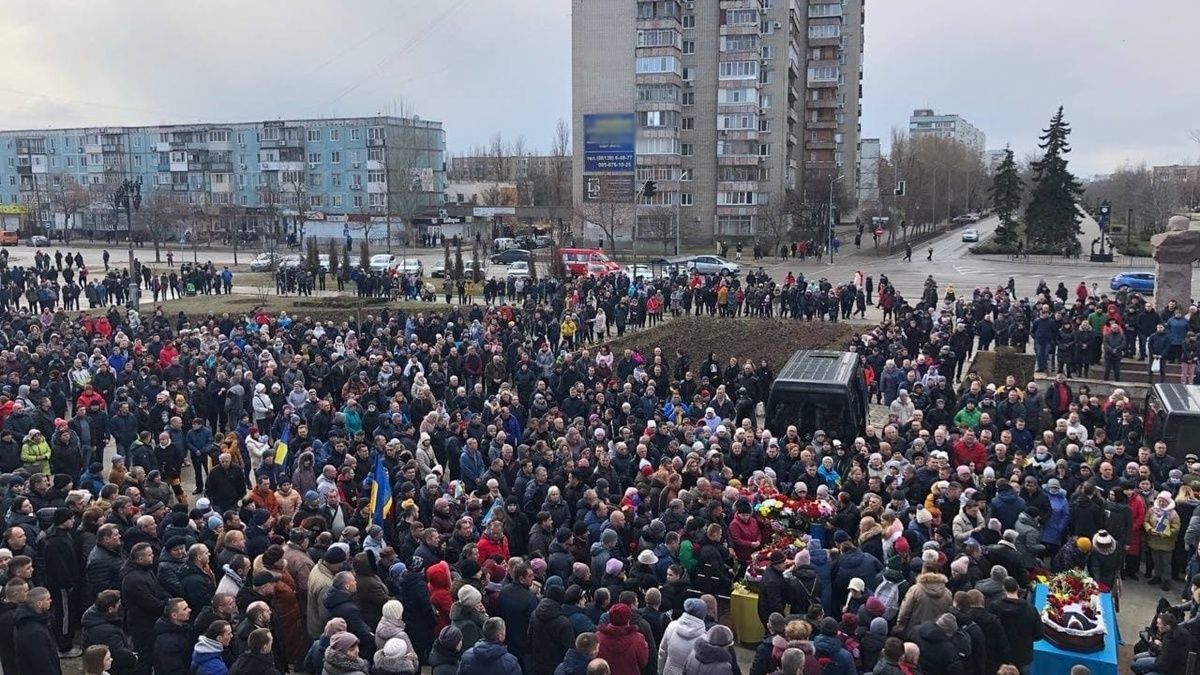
left=20, top=429, right=51, bottom=474
left=953, top=401, right=981, bottom=430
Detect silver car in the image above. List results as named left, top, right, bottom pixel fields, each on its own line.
left=686, top=255, right=739, bottom=275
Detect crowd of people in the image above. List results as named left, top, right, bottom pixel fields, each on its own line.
left=0, top=256, right=1193, bottom=675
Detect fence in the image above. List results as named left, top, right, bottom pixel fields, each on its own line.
left=974, top=252, right=1156, bottom=268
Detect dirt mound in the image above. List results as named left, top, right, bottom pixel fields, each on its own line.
left=603, top=317, right=857, bottom=369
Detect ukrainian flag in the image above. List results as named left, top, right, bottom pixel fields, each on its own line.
left=274, top=425, right=290, bottom=465
left=369, top=453, right=393, bottom=527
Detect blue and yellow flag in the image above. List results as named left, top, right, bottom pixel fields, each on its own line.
left=369, top=453, right=393, bottom=526
left=273, top=425, right=291, bottom=465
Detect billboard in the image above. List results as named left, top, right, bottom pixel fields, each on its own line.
left=584, top=113, right=636, bottom=172
left=583, top=174, right=634, bottom=203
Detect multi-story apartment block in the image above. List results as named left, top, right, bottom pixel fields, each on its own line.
left=909, top=109, right=985, bottom=155
left=447, top=154, right=572, bottom=207
left=572, top=0, right=864, bottom=244
left=0, top=115, right=445, bottom=242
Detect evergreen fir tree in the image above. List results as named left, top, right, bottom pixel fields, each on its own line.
left=989, top=148, right=1023, bottom=248
left=328, top=238, right=340, bottom=278
left=443, top=238, right=452, bottom=276
left=359, top=239, right=371, bottom=271
left=1024, top=107, right=1083, bottom=251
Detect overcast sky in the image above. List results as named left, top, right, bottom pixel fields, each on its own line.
left=0, top=0, right=1194, bottom=176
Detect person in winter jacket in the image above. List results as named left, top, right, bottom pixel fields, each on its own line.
left=458, top=617, right=522, bottom=675
left=811, top=617, right=855, bottom=675
left=191, top=621, right=233, bottom=675
left=497, top=562, right=539, bottom=668
left=12, top=589, right=63, bottom=675
left=831, top=543, right=883, bottom=611
left=324, top=571, right=376, bottom=654
left=895, top=568, right=952, bottom=635
left=80, top=591, right=139, bottom=675
left=659, top=598, right=708, bottom=675
left=19, top=429, right=50, bottom=474
left=429, top=626, right=464, bottom=675
left=1146, top=490, right=1182, bottom=591
left=910, top=614, right=962, bottom=675
left=529, top=587, right=577, bottom=675
left=151, top=599, right=195, bottom=675
left=555, top=631, right=598, bottom=675
left=1132, top=612, right=1193, bottom=675
left=989, top=578, right=1041, bottom=671
left=1013, top=508, right=1046, bottom=570
left=323, top=631, right=371, bottom=675
left=427, top=560, right=454, bottom=634
left=373, top=637, right=419, bottom=675
left=451, top=584, right=488, bottom=650
left=598, top=603, right=649, bottom=675
left=683, top=624, right=737, bottom=675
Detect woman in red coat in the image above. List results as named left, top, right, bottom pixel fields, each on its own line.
left=729, top=499, right=763, bottom=565
left=597, top=604, right=648, bottom=675
left=1127, top=487, right=1147, bottom=578
left=426, top=560, right=454, bottom=634
left=476, top=519, right=511, bottom=563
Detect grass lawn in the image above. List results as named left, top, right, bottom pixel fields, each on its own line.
left=150, top=292, right=445, bottom=321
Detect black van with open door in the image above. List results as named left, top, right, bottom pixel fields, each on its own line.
left=765, top=350, right=868, bottom=442
left=1143, top=383, right=1200, bottom=458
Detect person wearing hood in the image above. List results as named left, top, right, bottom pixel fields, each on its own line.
left=659, top=598, right=708, bottom=675
left=1013, top=507, right=1046, bottom=570
left=430, top=625, right=464, bottom=675
left=859, top=616, right=889, bottom=672
left=396, top=556, right=437, bottom=668
left=989, top=479, right=1025, bottom=531
left=351, top=551, right=390, bottom=630
left=811, top=617, right=854, bottom=675
left=896, top=564, right=952, bottom=636
left=529, top=583, right=575, bottom=675
left=191, top=620, right=234, bottom=675
left=458, top=617, right=522, bottom=675
left=323, top=631, right=371, bottom=675
left=911, top=613, right=963, bottom=675
left=1146, top=490, right=1181, bottom=591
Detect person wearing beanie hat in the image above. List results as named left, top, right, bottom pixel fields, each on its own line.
left=1089, top=530, right=1122, bottom=592
left=452, top=585, right=487, bottom=650
left=683, top=597, right=708, bottom=620
left=325, top=631, right=369, bottom=675
left=527, top=576, right=574, bottom=675
left=430, top=623, right=464, bottom=675
left=374, top=636, right=418, bottom=674
left=597, top=603, right=648, bottom=675
left=864, top=596, right=886, bottom=617
left=1145, top=490, right=1181, bottom=591
left=950, top=556, right=970, bottom=578
left=604, top=558, right=624, bottom=577
left=206, top=514, right=224, bottom=531
left=860, top=616, right=891, bottom=671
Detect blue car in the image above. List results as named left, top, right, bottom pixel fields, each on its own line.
left=1109, top=271, right=1155, bottom=293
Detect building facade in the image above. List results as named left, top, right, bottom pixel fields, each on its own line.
left=0, top=115, right=445, bottom=243
left=572, top=0, right=864, bottom=244
left=908, top=109, right=985, bottom=155
left=1153, top=164, right=1200, bottom=183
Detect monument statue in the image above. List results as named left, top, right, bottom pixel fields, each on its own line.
left=1151, top=215, right=1200, bottom=307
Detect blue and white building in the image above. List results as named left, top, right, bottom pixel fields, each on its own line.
left=0, top=115, right=446, bottom=244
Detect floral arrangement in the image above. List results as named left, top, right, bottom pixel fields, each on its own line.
left=744, top=534, right=807, bottom=584
left=1040, top=569, right=1106, bottom=646
left=756, top=497, right=833, bottom=532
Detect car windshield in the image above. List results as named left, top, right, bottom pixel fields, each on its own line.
left=769, top=394, right=847, bottom=434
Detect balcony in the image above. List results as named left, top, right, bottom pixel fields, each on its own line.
left=717, top=154, right=763, bottom=166
left=806, top=119, right=836, bottom=129
left=367, top=138, right=385, bottom=147
left=101, top=143, right=123, bottom=153
left=806, top=98, right=838, bottom=109
left=806, top=139, right=836, bottom=150
left=208, top=162, right=233, bottom=172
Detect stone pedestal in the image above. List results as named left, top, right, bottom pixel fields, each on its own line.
left=1151, top=216, right=1200, bottom=306
left=1155, top=261, right=1193, bottom=307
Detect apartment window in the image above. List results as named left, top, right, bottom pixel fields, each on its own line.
left=681, top=117, right=694, bottom=131
left=237, top=175, right=247, bottom=188
left=368, top=171, right=386, bottom=183
left=331, top=173, right=342, bottom=187
left=719, top=166, right=756, bottom=181
left=681, top=67, right=691, bottom=81
left=718, top=88, right=758, bottom=104
left=331, top=151, right=341, bottom=164
left=367, top=147, right=384, bottom=161
left=350, top=129, right=361, bottom=141
left=759, top=69, right=774, bottom=84
left=761, top=45, right=775, bottom=59
left=212, top=173, right=229, bottom=185
left=261, top=127, right=281, bottom=142
left=352, top=174, right=363, bottom=188
left=808, top=3, right=842, bottom=18
left=721, top=35, right=758, bottom=52
left=307, top=130, right=321, bottom=142
left=352, top=195, right=364, bottom=208
left=808, top=24, right=841, bottom=39
left=368, top=193, right=385, bottom=207
left=636, top=138, right=680, bottom=155
left=208, top=131, right=230, bottom=142
left=758, top=143, right=771, bottom=156
left=680, top=193, right=693, bottom=206
left=718, top=191, right=755, bottom=205
left=636, top=56, right=681, bottom=75
left=641, top=111, right=679, bottom=128
left=682, top=40, right=695, bottom=54
left=718, top=113, right=755, bottom=130
left=66, top=157, right=74, bottom=167
left=308, top=152, right=322, bottom=164
left=808, top=66, right=839, bottom=82
left=6, top=177, right=12, bottom=186
left=682, top=91, right=694, bottom=105
left=718, top=60, right=757, bottom=80
left=308, top=173, right=322, bottom=188
left=133, top=156, right=142, bottom=167
left=718, top=215, right=753, bottom=234
left=725, top=9, right=758, bottom=25
left=639, top=191, right=674, bottom=206
left=331, top=195, right=343, bottom=207
left=240, top=195, right=248, bottom=205
left=309, top=195, right=322, bottom=207
left=351, top=151, right=361, bottom=164
left=638, top=166, right=676, bottom=181
left=637, top=29, right=681, bottom=48
left=637, top=85, right=680, bottom=103
left=281, top=170, right=302, bottom=184
left=758, top=118, right=772, bottom=133
left=761, top=94, right=773, bottom=108
left=368, top=127, right=385, bottom=141
left=236, top=132, right=245, bottom=144
left=169, top=151, right=186, bottom=163
left=681, top=143, right=694, bottom=156
left=681, top=14, right=695, bottom=28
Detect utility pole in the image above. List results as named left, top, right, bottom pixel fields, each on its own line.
left=113, top=177, right=142, bottom=307
left=828, top=173, right=844, bottom=263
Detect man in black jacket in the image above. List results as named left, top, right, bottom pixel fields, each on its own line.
left=120, top=542, right=168, bottom=664
left=1133, top=612, right=1193, bottom=675
left=80, top=590, right=139, bottom=675
left=756, top=550, right=790, bottom=626
left=12, top=587, right=62, bottom=675
left=40, top=507, right=80, bottom=655
left=988, top=577, right=1041, bottom=672
left=85, top=524, right=125, bottom=600
left=0, top=579, right=28, bottom=675
left=151, top=598, right=193, bottom=675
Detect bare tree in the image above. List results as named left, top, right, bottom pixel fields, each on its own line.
left=758, top=195, right=798, bottom=254
left=49, top=174, right=90, bottom=245
left=573, top=201, right=632, bottom=253
left=136, top=191, right=189, bottom=263
left=387, top=108, right=435, bottom=252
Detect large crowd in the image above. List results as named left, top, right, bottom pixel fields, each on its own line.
left=0, top=254, right=1195, bottom=675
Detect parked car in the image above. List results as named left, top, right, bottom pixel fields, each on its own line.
left=430, top=261, right=447, bottom=278
left=960, top=228, right=979, bottom=242
left=686, top=255, right=739, bottom=275
left=507, top=261, right=531, bottom=278
left=463, top=260, right=487, bottom=279
left=278, top=254, right=304, bottom=270
left=951, top=214, right=980, bottom=224
left=317, top=254, right=330, bottom=272
left=490, top=248, right=531, bottom=265
left=0, top=231, right=18, bottom=246
left=493, top=237, right=517, bottom=251
left=1110, top=271, right=1155, bottom=293
left=396, top=259, right=423, bottom=276
left=624, top=264, right=653, bottom=280
left=368, top=253, right=398, bottom=272
left=249, top=252, right=277, bottom=271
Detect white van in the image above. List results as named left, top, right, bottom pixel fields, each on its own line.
left=493, top=237, right=516, bottom=251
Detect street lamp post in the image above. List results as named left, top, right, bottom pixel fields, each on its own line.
left=113, top=178, right=142, bottom=308
left=828, top=173, right=844, bottom=263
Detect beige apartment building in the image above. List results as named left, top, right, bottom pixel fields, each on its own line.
left=572, top=0, right=863, bottom=245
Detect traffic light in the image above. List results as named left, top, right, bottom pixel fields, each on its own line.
left=643, top=180, right=657, bottom=198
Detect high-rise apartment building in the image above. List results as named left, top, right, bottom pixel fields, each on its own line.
left=0, top=116, right=445, bottom=241
left=572, top=0, right=864, bottom=244
left=909, top=109, right=985, bottom=155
